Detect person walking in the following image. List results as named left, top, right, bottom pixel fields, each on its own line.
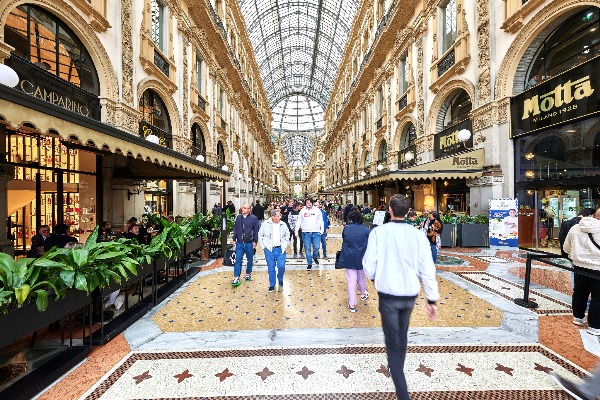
left=231, top=203, right=259, bottom=286
left=295, top=198, right=324, bottom=270
left=258, top=209, right=290, bottom=292
left=560, top=208, right=596, bottom=258
left=288, top=202, right=304, bottom=258
left=362, top=194, right=439, bottom=400
left=338, top=210, right=370, bottom=312
left=343, top=199, right=354, bottom=224
left=252, top=200, right=265, bottom=229
left=315, top=200, right=330, bottom=259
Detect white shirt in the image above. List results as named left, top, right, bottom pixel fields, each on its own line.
left=295, top=206, right=324, bottom=235
left=363, top=220, right=439, bottom=302
left=273, top=222, right=281, bottom=246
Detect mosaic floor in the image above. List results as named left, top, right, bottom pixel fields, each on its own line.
left=36, top=235, right=600, bottom=399
left=81, top=344, right=586, bottom=400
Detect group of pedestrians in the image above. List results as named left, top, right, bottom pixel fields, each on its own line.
left=229, top=195, right=438, bottom=400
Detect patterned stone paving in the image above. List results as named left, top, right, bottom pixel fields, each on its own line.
left=81, top=344, right=586, bottom=399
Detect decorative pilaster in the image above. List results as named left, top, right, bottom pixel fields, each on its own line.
left=182, top=35, right=190, bottom=142
left=477, top=0, right=492, bottom=105
left=121, top=0, right=134, bottom=106
left=0, top=164, right=15, bottom=256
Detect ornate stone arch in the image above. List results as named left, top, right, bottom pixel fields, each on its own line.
left=495, top=0, right=599, bottom=100
left=137, top=78, right=182, bottom=138
left=190, top=116, right=213, bottom=155
left=393, top=114, right=418, bottom=152
left=426, top=79, right=476, bottom=135
left=0, top=0, right=118, bottom=101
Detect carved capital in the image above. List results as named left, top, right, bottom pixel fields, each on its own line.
left=0, top=41, right=14, bottom=63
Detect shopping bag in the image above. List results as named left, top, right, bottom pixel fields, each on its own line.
left=334, top=250, right=344, bottom=269
left=223, top=249, right=236, bottom=266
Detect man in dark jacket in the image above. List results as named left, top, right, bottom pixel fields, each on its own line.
left=44, top=223, right=77, bottom=251
left=225, top=200, right=236, bottom=215
left=231, top=203, right=259, bottom=286
left=252, top=200, right=265, bottom=228
left=343, top=200, right=354, bottom=224
left=560, top=208, right=596, bottom=257
left=29, top=225, right=52, bottom=257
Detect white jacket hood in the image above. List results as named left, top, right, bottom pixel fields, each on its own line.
left=579, top=217, right=600, bottom=234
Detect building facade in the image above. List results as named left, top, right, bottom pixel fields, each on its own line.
left=0, top=0, right=274, bottom=254
left=311, top=0, right=600, bottom=251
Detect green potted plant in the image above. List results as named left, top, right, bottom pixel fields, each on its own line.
left=363, top=211, right=374, bottom=229
left=457, top=214, right=489, bottom=247
left=439, top=214, right=457, bottom=247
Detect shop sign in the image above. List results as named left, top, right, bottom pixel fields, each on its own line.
left=6, top=55, right=100, bottom=120
left=434, top=119, right=473, bottom=159
left=510, top=55, right=600, bottom=138
left=489, top=199, right=519, bottom=247
left=417, top=148, right=484, bottom=171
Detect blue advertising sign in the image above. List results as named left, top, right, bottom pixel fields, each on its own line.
left=489, top=199, right=519, bottom=247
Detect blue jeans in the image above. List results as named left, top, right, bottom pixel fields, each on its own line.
left=302, top=232, right=321, bottom=266
left=320, top=231, right=327, bottom=257
left=264, top=246, right=286, bottom=287
left=379, top=295, right=415, bottom=400
left=430, top=244, right=438, bottom=264
left=234, top=241, right=254, bottom=278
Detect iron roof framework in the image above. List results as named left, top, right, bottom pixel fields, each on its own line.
left=239, top=0, right=359, bottom=166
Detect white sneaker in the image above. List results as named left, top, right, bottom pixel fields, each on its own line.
left=573, top=317, right=587, bottom=326
left=587, top=327, right=600, bottom=336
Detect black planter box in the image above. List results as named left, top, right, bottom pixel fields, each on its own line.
left=457, top=224, right=489, bottom=247
left=440, top=224, right=457, bottom=247
left=0, top=289, right=90, bottom=348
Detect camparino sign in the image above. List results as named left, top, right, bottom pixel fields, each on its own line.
left=510, top=55, right=600, bottom=138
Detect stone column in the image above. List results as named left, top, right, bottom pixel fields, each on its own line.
left=0, top=164, right=15, bottom=255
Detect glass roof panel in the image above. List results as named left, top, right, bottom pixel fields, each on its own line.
left=239, top=0, right=359, bottom=108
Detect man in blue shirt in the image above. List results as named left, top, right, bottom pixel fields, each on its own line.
left=231, top=203, right=259, bottom=286
left=315, top=200, right=329, bottom=259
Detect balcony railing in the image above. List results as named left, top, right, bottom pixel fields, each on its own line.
left=437, top=48, right=455, bottom=78
left=139, top=121, right=172, bottom=148
left=154, top=50, right=170, bottom=77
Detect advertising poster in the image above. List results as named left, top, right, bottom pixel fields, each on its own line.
left=489, top=199, right=519, bottom=247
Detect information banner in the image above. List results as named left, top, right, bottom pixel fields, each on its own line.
left=489, top=199, right=519, bottom=247
left=372, top=211, right=386, bottom=226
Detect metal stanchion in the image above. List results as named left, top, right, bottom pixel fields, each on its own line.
left=514, top=253, right=539, bottom=309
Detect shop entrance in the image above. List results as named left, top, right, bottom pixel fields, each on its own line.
left=516, top=186, right=600, bottom=253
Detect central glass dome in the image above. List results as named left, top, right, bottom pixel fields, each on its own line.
left=272, top=95, right=324, bottom=134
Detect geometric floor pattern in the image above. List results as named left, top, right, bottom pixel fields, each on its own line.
left=81, top=344, right=587, bottom=399
left=454, top=272, right=572, bottom=315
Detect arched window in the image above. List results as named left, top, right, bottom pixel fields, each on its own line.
left=217, top=141, right=225, bottom=167
left=4, top=4, right=99, bottom=94
left=139, top=90, right=171, bottom=133
left=526, top=7, right=600, bottom=89
left=191, top=123, right=205, bottom=156
left=378, top=140, right=387, bottom=162
left=399, top=123, right=417, bottom=150
left=441, top=90, right=472, bottom=129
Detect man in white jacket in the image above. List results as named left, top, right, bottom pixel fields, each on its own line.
left=363, top=194, right=439, bottom=400
left=295, top=198, right=324, bottom=270
left=555, top=208, right=600, bottom=399
left=258, top=209, right=290, bottom=292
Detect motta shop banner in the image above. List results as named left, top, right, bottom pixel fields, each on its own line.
left=489, top=199, right=519, bottom=247
left=510, top=55, right=600, bottom=138
left=434, top=119, right=473, bottom=159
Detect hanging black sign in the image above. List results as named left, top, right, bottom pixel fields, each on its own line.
left=398, top=144, right=416, bottom=169
left=434, top=119, right=473, bottom=159
left=510, top=55, right=600, bottom=138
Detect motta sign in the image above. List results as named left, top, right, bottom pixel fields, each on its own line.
left=451, top=155, right=479, bottom=167
left=511, top=55, right=600, bottom=138
left=434, top=119, right=473, bottom=159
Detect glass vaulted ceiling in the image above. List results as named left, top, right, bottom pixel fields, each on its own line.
left=239, top=0, right=360, bottom=167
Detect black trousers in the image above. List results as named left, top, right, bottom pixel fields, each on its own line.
left=291, top=230, right=303, bottom=254
left=379, top=295, right=415, bottom=400
left=573, top=265, right=600, bottom=328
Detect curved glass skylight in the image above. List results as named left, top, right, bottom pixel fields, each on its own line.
left=272, top=95, right=324, bottom=133
left=239, top=0, right=360, bottom=108
left=280, top=133, right=316, bottom=167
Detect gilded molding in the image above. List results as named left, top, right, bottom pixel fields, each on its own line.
left=476, top=0, right=491, bottom=105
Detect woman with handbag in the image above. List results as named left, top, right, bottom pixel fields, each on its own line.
left=425, top=212, right=443, bottom=264
left=337, top=210, right=370, bottom=312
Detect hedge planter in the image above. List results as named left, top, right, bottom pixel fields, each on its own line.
left=0, top=289, right=90, bottom=348
left=441, top=224, right=457, bottom=247
left=457, top=224, right=489, bottom=247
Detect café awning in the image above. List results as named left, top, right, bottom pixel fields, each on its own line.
left=0, top=89, right=230, bottom=181
left=339, top=148, right=484, bottom=190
